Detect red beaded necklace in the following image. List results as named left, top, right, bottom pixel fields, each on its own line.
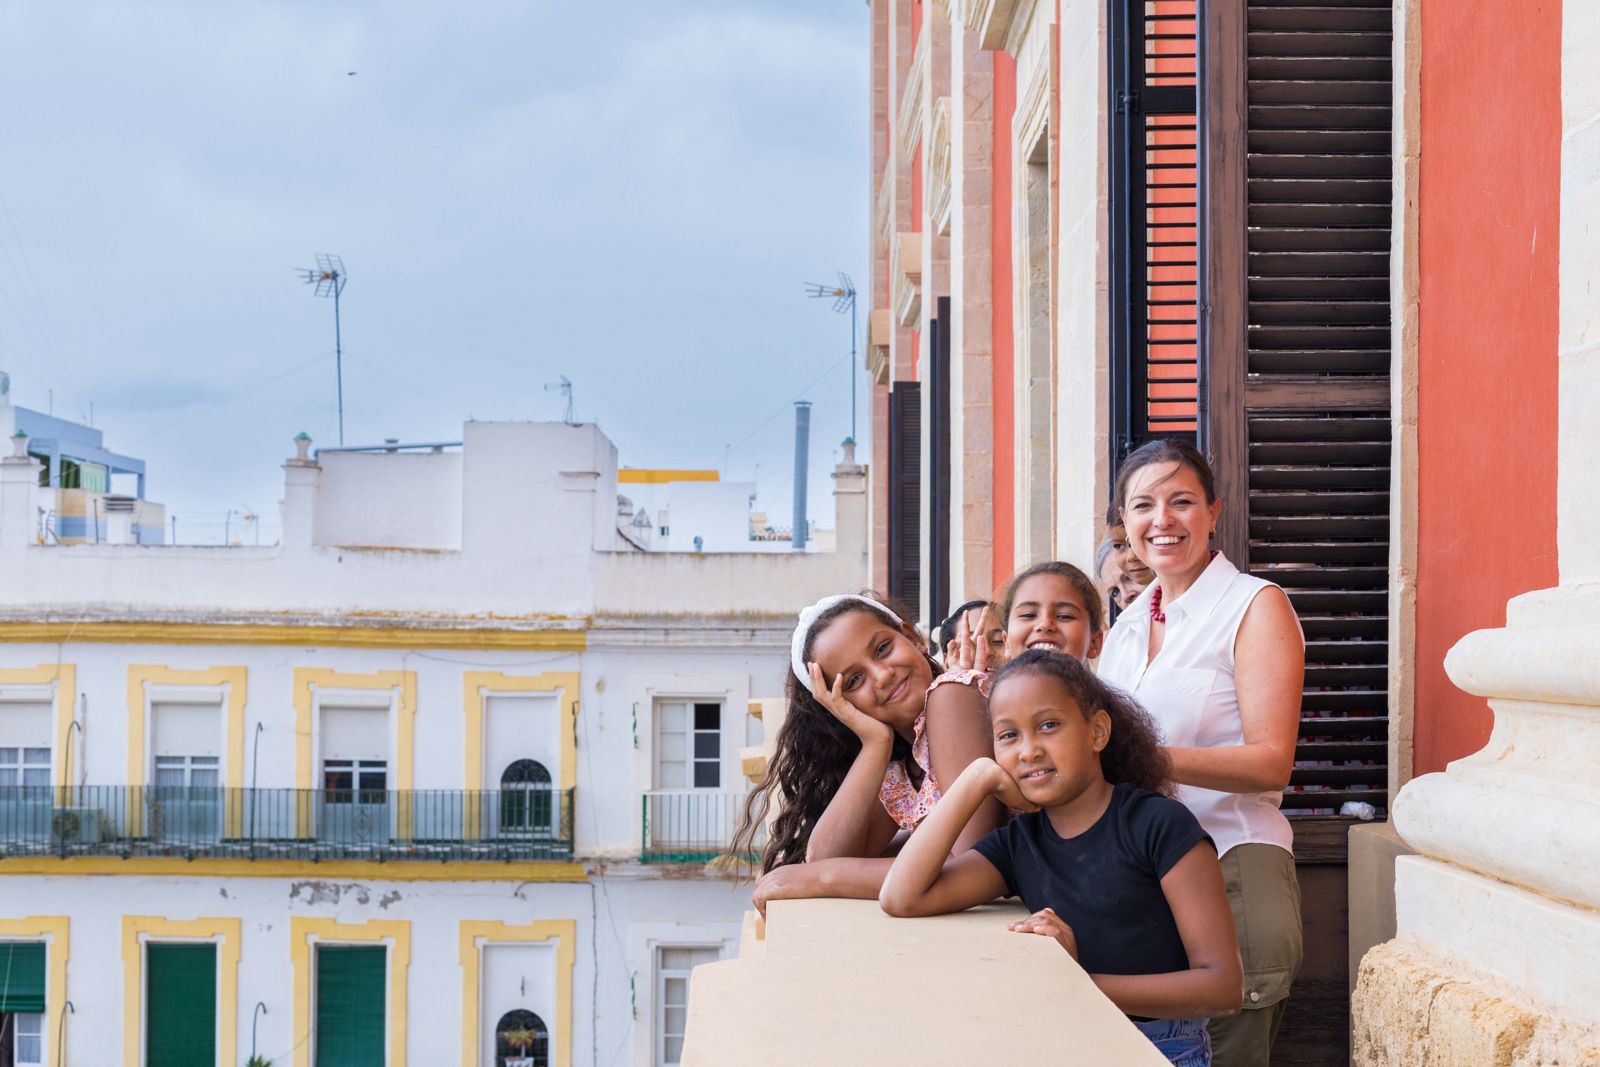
left=1149, top=550, right=1220, bottom=625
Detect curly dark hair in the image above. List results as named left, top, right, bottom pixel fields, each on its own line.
left=726, top=593, right=933, bottom=874
left=990, top=649, right=1174, bottom=796
left=998, top=560, right=1105, bottom=636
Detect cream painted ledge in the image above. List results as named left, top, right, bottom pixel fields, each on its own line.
left=680, top=898, right=1167, bottom=1066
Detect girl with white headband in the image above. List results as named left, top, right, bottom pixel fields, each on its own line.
left=729, top=592, right=1004, bottom=912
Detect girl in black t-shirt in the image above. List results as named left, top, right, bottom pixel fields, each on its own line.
left=879, top=650, right=1242, bottom=1066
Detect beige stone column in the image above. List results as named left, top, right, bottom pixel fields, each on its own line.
left=1353, top=4, right=1600, bottom=1060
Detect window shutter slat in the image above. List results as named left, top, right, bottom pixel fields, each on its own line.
left=147, top=943, right=216, bottom=1067
left=886, top=381, right=922, bottom=608
left=316, top=945, right=386, bottom=1067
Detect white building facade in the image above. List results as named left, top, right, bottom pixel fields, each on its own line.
left=0, top=420, right=867, bottom=1067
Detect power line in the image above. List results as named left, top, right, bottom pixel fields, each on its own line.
left=125, top=352, right=330, bottom=446
left=721, top=349, right=852, bottom=461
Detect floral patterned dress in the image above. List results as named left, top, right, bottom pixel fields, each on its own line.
left=878, top=668, right=993, bottom=830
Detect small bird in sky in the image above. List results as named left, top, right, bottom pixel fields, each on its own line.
left=346, top=71, right=357, bottom=76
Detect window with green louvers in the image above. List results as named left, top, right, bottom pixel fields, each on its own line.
left=315, top=945, right=386, bottom=1067
left=0, top=942, right=45, bottom=1014
left=146, top=943, right=216, bottom=1067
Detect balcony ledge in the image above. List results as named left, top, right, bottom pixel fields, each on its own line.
left=681, top=898, right=1168, bottom=1065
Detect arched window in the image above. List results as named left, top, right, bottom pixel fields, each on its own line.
left=499, top=759, right=553, bottom=836
left=494, top=1009, right=549, bottom=1067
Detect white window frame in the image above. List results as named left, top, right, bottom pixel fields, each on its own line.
left=626, top=923, right=738, bottom=1067
left=13, top=1009, right=43, bottom=1066
left=312, top=689, right=395, bottom=794
left=0, top=687, right=56, bottom=789
left=655, top=944, right=724, bottom=1067
left=651, top=699, right=724, bottom=791
left=144, top=686, right=228, bottom=789
left=0, top=746, right=51, bottom=789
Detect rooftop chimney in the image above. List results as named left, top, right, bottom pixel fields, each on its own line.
left=792, top=402, right=812, bottom=550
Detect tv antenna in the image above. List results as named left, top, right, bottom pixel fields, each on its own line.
left=299, top=253, right=349, bottom=445
left=545, top=375, right=576, bottom=425
left=805, top=272, right=858, bottom=441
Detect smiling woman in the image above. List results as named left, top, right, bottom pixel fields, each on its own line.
left=727, top=592, right=1003, bottom=914
left=1099, top=440, right=1307, bottom=1067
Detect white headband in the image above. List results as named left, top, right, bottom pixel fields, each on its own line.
left=790, top=594, right=905, bottom=694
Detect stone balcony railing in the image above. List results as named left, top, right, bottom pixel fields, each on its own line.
left=680, top=898, right=1170, bottom=1065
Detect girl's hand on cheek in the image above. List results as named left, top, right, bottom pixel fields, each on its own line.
left=810, top=663, right=894, bottom=746
left=987, top=762, right=1040, bottom=813
left=1007, top=907, right=1079, bottom=959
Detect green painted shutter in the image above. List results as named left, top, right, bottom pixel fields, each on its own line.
left=0, top=942, right=46, bottom=1014
left=315, top=945, right=386, bottom=1067
left=147, top=943, right=216, bottom=1067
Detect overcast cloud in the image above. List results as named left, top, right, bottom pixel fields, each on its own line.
left=0, top=1, right=868, bottom=542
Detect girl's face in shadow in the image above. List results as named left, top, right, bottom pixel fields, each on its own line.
left=809, top=610, right=933, bottom=732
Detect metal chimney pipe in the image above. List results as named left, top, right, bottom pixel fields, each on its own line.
left=791, top=401, right=812, bottom=550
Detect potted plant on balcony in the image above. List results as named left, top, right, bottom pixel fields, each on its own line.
left=501, top=1027, right=538, bottom=1067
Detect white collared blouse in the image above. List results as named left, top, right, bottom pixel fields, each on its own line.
left=1098, top=552, right=1299, bottom=857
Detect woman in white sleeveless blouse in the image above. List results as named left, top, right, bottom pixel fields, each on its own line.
left=1098, top=441, right=1305, bottom=1067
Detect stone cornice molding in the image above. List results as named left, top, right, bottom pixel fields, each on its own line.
left=927, top=96, right=954, bottom=237
left=892, top=232, right=924, bottom=327
left=867, top=309, right=892, bottom=386
left=961, top=0, right=1026, bottom=54
left=897, top=32, right=930, bottom=159
left=875, top=168, right=895, bottom=248
left=1014, top=46, right=1052, bottom=155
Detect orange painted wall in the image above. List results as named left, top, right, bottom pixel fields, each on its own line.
left=991, top=52, right=1017, bottom=592
left=1412, top=0, right=1560, bottom=775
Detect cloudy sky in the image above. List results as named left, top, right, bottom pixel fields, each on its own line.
left=0, top=2, right=868, bottom=543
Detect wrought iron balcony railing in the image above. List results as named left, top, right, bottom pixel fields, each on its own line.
left=0, top=785, right=574, bottom=862
left=640, top=789, right=752, bottom=863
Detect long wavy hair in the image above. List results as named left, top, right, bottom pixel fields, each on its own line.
left=727, top=593, right=934, bottom=874
left=990, top=649, right=1174, bottom=796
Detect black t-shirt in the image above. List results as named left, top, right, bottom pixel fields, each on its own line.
left=972, top=782, right=1211, bottom=978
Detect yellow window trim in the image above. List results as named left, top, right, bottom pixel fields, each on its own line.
left=462, top=671, right=581, bottom=792
left=458, top=920, right=576, bottom=1067
left=290, top=917, right=410, bottom=1067
left=292, top=667, right=416, bottom=837
left=0, top=664, right=76, bottom=790
left=0, top=917, right=69, bottom=1066
left=0, top=621, right=586, bottom=652
left=121, top=916, right=241, bottom=1067
left=125, top=666, right=247, bottom=836
left=0, top=856, right=587, bottom=882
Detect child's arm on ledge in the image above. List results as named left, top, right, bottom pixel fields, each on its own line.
left=879, top=758, right=1020, bottom=917
left=751, top=857, right=896, bottom=917
left=1090, top=843, right=1243, bottom=1019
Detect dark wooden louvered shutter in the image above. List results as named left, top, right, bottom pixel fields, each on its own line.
left=1199, top=6, right=1393, bottom=1059
left=1111, top=0, right=1201, bottom=469
left=1207, top=0, right=1393, bottom=826
left=927, top=298, right=953, bottom=626
left=887, top=380, right=922, bottom=608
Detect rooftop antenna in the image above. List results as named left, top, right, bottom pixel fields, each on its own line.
left=804, top=272, right=858, bottom=442
left=299, top=253, right=349, bottom=445
left=544, top=375, right=576, bottom=425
